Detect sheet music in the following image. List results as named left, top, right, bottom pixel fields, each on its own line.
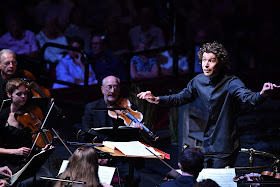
left=58, top=160, right=69, bottom=175
left=58, top=161, right=115, bottom=185
left=103, top=141, right=161, bottom=157
left=98, top=166, right=115, bottom=185
left=197, top=168, right=237, bottom=187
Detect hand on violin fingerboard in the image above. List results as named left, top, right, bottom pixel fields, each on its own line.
left=133, top=122, right=144, bottom=130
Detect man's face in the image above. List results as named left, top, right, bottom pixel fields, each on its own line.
left=8, top=85, right=28, bottom=107
left=91, top=36, right=104, bottom=55
left=202, top=52, right=222, bottom=78
left=101, top=76, right=120, bottom=105
left=0, top=52, right=17, bottom=77
left=69, top=42, right=81, bottom=60
left=8, top=19, right=23, bottom=39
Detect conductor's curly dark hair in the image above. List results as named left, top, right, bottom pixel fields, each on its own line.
left=198, top=41, right=230, bottom=70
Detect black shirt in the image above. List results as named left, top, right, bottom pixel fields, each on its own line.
left=159, top=73, right=265, bottom=154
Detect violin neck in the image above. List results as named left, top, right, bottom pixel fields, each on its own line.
left=30, top=81, right=48, bottom=98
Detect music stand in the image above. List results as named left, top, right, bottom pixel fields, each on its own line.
left=9, top=148, right=55, bottom=186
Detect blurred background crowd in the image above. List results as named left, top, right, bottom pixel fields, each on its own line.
left=0, top=0, right=279, bottom=88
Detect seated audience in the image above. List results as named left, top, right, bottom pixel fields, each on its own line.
left=53, top=36, right=98, bottom=89
left=36, top=12, right=68, bottom=72
left=105, top=16, right=131, bottom=55
left=0, top=13, right=39, bottom=57
left=129, top=7, right=165, bottom=49
left=130, top=41, right=159, bottom=81
left=87, top=34, right=127, bottom=82
left=160, top=148, right=204, bottom=187
left=64, top=6, right=91, bottom=52
left=157, top=39, right=189, bottom=77
left=54, top=146, right=112, bottom=187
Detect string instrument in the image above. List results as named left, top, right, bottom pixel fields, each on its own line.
left=260, top=170, right=280, bottom=180
left=108, top=98, right=159, bottom=141
left=20, top=70, right=65, bottom=119
left=16, top=106, right=53, bottom=149
left=233, top=171, right=280, bottom=184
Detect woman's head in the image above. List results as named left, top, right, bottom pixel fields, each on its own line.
left=6, top=78, right=28, bottom=106
left=56, top=146, right=101, bottom=187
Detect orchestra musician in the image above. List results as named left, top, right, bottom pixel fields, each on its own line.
left=0, top=49, right=23, bottom=105
left=0, top=78, right=53, bottom=187
left=0, top=166, right=12, bottom=187
left=77, top=75, right=142, bottom=186
left=138, top=41, right=280, bottom=168
left=160, top=148, right=204, bottom=187
left=54, top=146, right=112, bottom=187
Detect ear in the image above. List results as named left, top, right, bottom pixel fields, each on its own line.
left=178, top=163, right=182, bottom=171
left=7, top=92, right=12, bottom=99
left=101, top=86, right=104, bottom=93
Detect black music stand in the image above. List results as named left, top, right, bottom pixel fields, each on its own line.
left=9, top=148, right=55, bottom=186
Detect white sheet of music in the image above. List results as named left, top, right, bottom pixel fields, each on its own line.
left=197, top=168, right=237, bottom=187
left=103, top=141, right=160, bottom=157
left=98, top=166, right=116, bottom=185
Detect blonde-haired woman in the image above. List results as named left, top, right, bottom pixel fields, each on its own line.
left=55, top=146, right=112, bottom=187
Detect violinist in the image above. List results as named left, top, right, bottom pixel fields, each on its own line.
left=160, top=148, right=204, bottom=187
left=0, top=49, right=23, bottom=105
left=0, top=78, right=52, bottom=187
left=77, top=75, right=141, bottom=186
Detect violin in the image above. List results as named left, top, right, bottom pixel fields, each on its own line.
left=20, top=70, right=65, bottom=119
left=260, top=170, right=280, bottom=180
left=108, top=98, right=159, bottom=141
left=16, top=106, right=53, bottom=148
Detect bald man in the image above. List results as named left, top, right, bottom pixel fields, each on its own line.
left=77, top=75, right=141, bottom=186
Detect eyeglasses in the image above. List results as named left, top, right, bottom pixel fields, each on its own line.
left=2, top=61, right=17, bottom=66
left=105, top=85, right=119, bottom=91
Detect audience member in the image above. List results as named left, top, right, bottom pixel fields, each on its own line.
left=130, top=41, right=159, bottom=81
left=36, top=12, right=68, bottom=71
left=87, top=34, right=127, bottom=82
left=157, top=39, right=189, bottom=77
left=105, top=16, right=131, bottom=55
left=33, top=0, right=74, bottom=31
left=53, top=36, right=97, bottom=89
left=64, top=6, right=91, bottom=52
left=55, top=146, right=112, bottom=187
left=160, top=148, right=204, bottom=187
left=0, top=13, right=39, bottom=57
left=129, top=7, right=165, bottom=49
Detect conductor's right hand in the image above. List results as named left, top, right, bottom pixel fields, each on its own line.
left=137, top=91, right=160, bottom=104
left=11, top=147, right=31, bottom=157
